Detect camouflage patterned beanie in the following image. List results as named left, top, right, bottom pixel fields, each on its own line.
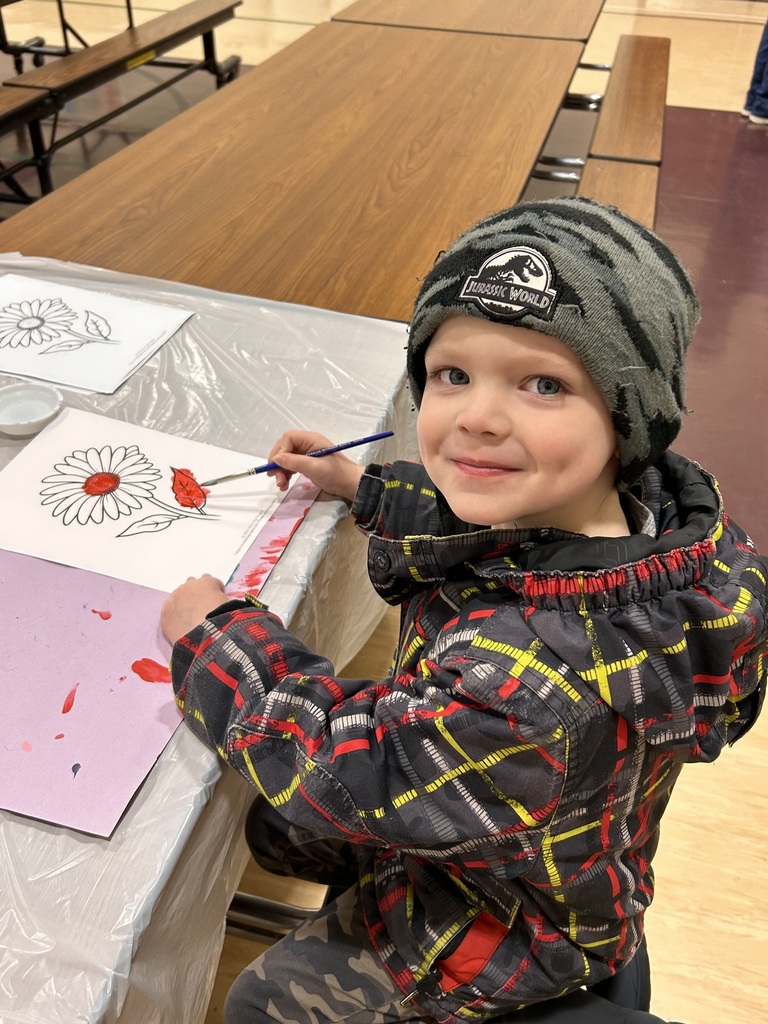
left=407, top=197, right=700, bottom=487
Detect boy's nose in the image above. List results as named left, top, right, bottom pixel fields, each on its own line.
left=455, top=390, right=510, bottom=436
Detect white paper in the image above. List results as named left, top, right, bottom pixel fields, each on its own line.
left=0, top=274, right=192, bottom=392
left=0, top=408, right=289, bottom=593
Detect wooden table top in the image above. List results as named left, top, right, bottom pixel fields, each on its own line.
left=0, top=21, right=582, bottom=323
left=333, top=0, right=606, bottom=42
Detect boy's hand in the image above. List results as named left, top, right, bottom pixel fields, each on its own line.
left=267, top=430, right=364, bottom=502
left=161, top=573, right=226, bottom=644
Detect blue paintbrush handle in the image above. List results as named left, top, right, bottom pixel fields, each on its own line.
left=202, top=430, right=394, bottom=486
left=254, top=430, right=394, bottom=474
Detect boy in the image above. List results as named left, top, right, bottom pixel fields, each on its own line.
left=161, top=198, right=767, bottom=1024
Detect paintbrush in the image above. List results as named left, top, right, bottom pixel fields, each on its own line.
left=200, top=430, right=395, bottom=487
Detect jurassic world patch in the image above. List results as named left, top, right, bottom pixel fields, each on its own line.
left=459, top=246, right=559, bottom=320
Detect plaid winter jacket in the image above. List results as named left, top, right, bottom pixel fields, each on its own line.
left=171, top=451, right=767, bottom=1022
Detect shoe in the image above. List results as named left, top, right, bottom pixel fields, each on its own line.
left=748, top=112, right=768, bottom=124
left=740, top=106, right=751, bottom=116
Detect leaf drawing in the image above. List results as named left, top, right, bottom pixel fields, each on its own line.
left=170, top=467, right=210, bottom=510
left=84, top=310, right=112, bottom=339
left=42, top=339, right=90, bottom=355
left=118, top=513, right=180, bottom=537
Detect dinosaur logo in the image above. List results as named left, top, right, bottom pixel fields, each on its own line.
left=459, top=246, right=559, bottom=321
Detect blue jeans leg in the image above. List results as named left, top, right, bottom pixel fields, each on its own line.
left=745, top=21, right=768, bottom=117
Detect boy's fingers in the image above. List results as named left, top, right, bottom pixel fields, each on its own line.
left=268, top=431, right=334, bottom=462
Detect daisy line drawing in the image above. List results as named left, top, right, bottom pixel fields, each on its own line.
left=39, top=444, right=217, bottom=536
left=0, top=297, right=122, bottom=354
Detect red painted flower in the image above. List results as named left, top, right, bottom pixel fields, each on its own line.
left=40, top=445, right=162, bottom=525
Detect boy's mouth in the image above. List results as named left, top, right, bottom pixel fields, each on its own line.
left=452, top=457, right=519, bottom=476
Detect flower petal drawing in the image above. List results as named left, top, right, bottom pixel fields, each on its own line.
left=40, top=444, right=162, bottom=525
left=0, top=298, right=77, bottom=348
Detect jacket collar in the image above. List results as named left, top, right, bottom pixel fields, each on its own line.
left=368, top=452, right=722, bottom=594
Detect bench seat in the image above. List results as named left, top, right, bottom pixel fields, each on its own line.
left=0, top=0, right=241, bottom=201
left=3, top=0, right=242, bottom=102
left=588, top=35, right=670, bottom=164
left=577, top=158, right=659, bottom=227
left=0, top=82, right=53, bottom=133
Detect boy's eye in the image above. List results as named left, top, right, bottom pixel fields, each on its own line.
left=437, top=367, right=469, bottom=386
left=525, top=376, right=562, bottom=396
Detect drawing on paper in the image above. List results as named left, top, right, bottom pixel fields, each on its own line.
left=0, top=297, right=122, bottom=354
left=39, top=444, right=217, bottom=537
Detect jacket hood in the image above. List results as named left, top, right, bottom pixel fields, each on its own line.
left=367, top=453, right=767, bottom=763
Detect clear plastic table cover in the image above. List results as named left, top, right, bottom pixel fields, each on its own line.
left=0, top=253, right=418, bottom=1023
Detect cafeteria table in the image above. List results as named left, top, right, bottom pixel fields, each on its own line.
left=0, top=21, right=584, bottom=321
left=333, top=0, right=606, bottom=43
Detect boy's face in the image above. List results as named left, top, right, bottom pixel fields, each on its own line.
left=417, top=317, right=621, bottom=534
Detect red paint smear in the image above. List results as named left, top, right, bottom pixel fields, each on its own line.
left=62, top=684, right=79, bottom=714
left=91, top=608, right=112, bottom=620
left=132, top=658, right=172, bottom=684
left=55, top=733, right=65, bottom=740
left=240, top=566, right=269, bottom=591
left=21, top=741, right=32, bottom=752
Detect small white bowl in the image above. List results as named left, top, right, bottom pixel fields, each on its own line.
left=0, top=382, right=64, bottom=437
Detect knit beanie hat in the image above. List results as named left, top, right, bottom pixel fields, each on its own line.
left=408, top=197, right=700, bottom=487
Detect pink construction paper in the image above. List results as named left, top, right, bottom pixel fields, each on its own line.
left=0, top=551, right=177, bottom=837
left=0, top=480, right=318, bottom=836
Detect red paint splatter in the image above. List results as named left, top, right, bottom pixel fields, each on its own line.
left=91, top=608, right=112, bottom=620
left=62, top=684, right=79, bottom=714
left=55, top=733, right=65, bottom=740
left=118, top=675, right=127, bottom=682
left=131, top=658, right=172, bottom=683
left=21, top=741, right=32, bottom=752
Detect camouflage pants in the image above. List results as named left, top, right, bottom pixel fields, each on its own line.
left=224, top=886, right=664, bottom=1024
left=231, top=800, right=664, bottom=1024
left=225, top=883, right=431, bottom=1024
